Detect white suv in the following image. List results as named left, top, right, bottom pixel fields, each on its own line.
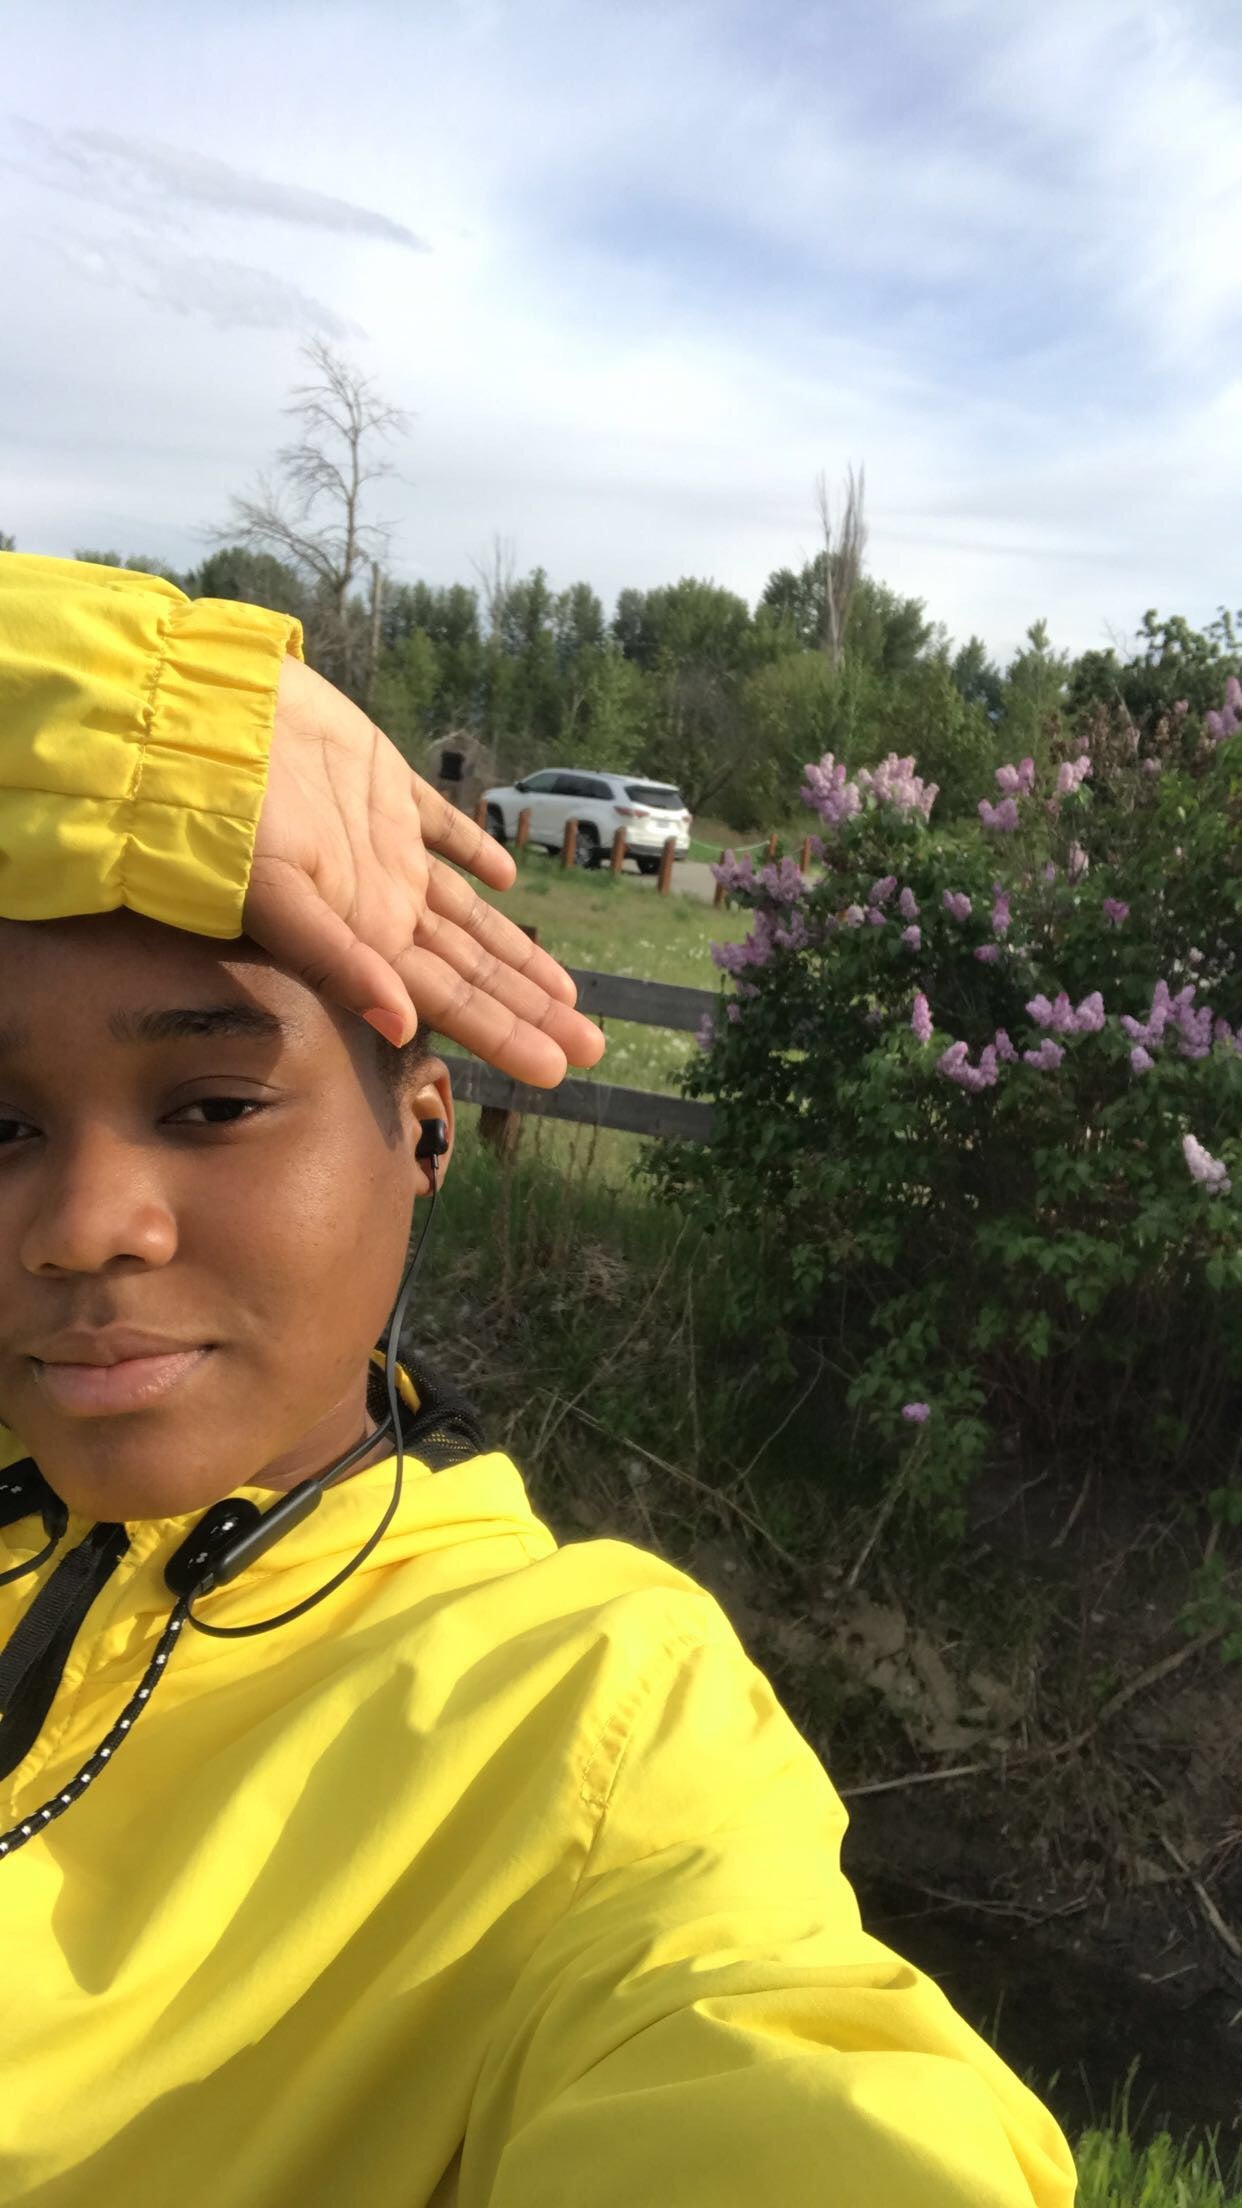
left=480, top=769, right=692, bottom=873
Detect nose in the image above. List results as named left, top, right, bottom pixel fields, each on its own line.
left=19, top=1127, right=178, bottom=1277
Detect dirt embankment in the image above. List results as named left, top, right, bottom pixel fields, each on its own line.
left=630, top=1456, right=1242, bottom=2148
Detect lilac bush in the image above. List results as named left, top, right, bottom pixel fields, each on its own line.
left=652, top=678, right=1242, bottom=1584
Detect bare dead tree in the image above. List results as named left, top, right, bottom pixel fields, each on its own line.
left=815, top=463, right=867, bottom=668
left=471, top=533, right=518, bottom=636
left=221, top=340, right=410, bottom=691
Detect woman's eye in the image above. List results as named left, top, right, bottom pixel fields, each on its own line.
left=0, top=1117, right=35, bottom=1147
left=168, top=1097, right=269, bottom=1129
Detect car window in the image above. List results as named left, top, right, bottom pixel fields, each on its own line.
left=522, top=770, right=561, bottom=792
left=624, top=783, right=687, bottom=809
left=552, top=773, right=597, bottom=797
left=578, top=776, right=613, bottom=799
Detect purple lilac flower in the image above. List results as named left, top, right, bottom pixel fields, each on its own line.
left=757, top=857, right=809, bottom=905
left=995, top=758, right=1036, bottom=795
left=1055, top=756, right=1092, bottom=798
left=1023, top=1039, right=1065, bottom=1071
left=1043, top=862, right=1057, bottom=884
left=901, top=925, right=922, bottom=950
left=898, top=886, right=919, bottom=921
left=994, top=1029, right=1019, bottom=1064
left=943, top=891, right=972, bottom=922
left=937, top=1040, right=999, bottom=1092
left=1103, top=898, right=1129, bottom=926
left=696, top=1013, right=716, bottom=1051
left=1141, top=757, right=1162, bottom=777
left=991, top=888, right=1011, bottom=937
left=870, top=875, right=898, bottom=906
left=865, top=906, right=887, bottom=927
left=978, top=797, right=1021, bottom=831
left=843, top=904, right=865, bottom=928
left=710, top=849, right=757, bottom=894
left=911, top=992, right=934, bottom=1044
left=1130, top=1046, right=1154, bottom=1074
left=1183, top=1134, right=1231, bottom=1196
left=854, top=753, right=939, bottom=823
left=902, top=1402, right=931, bottom=1424
left=725, top=1001, right=741, bottom=1024
left=802, top=751, right=938, bottom=830
left=1068, top=843, right=1090, bottom=883
left=1214, top=1018, right=1236, bottom=1050
left=800, top=757, right=860, bottom=830
left=974, top=944, right=999, bottom=964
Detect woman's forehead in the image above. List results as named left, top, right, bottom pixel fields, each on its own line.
left=0, top=911, right=316, bottom=1035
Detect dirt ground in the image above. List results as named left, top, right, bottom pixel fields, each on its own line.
left=579, top=1452, right=1242, bottom=2145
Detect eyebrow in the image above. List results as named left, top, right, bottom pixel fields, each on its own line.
left=107, top=1004, right=288, bottom=1047
left=0, top=1004, right=288, bottom=1054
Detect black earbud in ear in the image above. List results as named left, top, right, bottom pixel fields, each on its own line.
left=415, top=1117, right=449, bottom=1162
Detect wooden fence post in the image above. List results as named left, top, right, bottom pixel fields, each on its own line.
left=765, top=830, right=779, bottom=860
left=478, top=924, right=540, bottom=1157
left=610, top=827, right=627, bottom=874
left=516, top=807, right=531, bottom=852
left=713, top=849, right=727, bottom=909
left=474, top=795, right=489, bottom=830
left=561, top=818, right=578, bottom=870
left=658, top=837, right=676, bottom=895
left=799, top=835, right=812, bottom=873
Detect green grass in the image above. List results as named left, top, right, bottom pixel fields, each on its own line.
left=1073, top=2123, right=1242, bottom=2206
left=477, top=849, right=749, bottom=1103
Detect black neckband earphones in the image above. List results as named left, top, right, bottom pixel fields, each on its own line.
left=0, top=1116, right=449, bottom=1860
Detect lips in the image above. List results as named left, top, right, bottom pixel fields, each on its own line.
left=27, top=1335, right=215, bottom=1418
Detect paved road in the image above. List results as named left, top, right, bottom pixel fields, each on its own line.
left=628, top=858, right=719, bottom=904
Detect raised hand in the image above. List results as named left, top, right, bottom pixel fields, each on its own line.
left=246, top=658, right=604, bottom=1086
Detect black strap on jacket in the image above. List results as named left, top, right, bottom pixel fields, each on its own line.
left=0, top=1522, right=129, bottom=1782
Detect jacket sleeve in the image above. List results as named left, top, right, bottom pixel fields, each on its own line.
left=0, top=553, right=303, bottom=938
left=461, top=1594, right=1078, bottom=2208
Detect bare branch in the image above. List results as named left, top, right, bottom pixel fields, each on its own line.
left=815, top=463, right=868, bottom=668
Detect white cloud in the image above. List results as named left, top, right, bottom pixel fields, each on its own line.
left=1, top=0, right=1239, bottom=660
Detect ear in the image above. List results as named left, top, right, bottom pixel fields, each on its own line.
left=407, top=1059, right=456, bottom=1197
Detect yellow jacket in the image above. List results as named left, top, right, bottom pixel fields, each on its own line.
left=0, top=555, right=1078, bottom=2207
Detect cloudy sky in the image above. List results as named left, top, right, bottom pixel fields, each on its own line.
left=3, top=0, right=1239, bottom=659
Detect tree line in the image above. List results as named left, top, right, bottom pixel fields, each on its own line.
left=4, top=344, right=1239, bottom=829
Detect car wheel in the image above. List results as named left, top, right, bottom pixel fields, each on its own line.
left=637, top=856, right=660, bottom=876
left=574, top=823, right=601, bottom=869
left=485, top=804, right=506, bottom=844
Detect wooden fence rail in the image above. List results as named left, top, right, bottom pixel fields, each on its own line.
left=443, top=962, right=719, bottom=1149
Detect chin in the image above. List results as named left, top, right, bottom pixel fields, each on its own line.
left=16, top=1401, right=257, bottom=1524
left=41, top=1443, right=243, bottom=1526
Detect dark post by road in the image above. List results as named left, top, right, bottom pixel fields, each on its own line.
left=800, top=835, right=813, bottom=872
left=610, top=827, right=627, bottom=874
left=713, top=850, right=727, bottom=909
left=658, top=837, right=676, bottom=896
left=474, top=795, right=488, bottom=829
left=516, top=807, right=532, bottom=852
left=561, top=817, right=578, bottom=870
left=765, top=830, right=779, bottom=860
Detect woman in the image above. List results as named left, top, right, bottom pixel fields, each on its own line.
left=0, top=555, right=1076, bottom=2206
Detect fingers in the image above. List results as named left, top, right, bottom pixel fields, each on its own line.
left=411, top=774, right=517, bottom=890
left=393, top=945, right=603, bottom=1087
left=395, top=916, right=605, bottom=1071
left=245, top=857, right=420, bottom=1045
left=425, top=856, right=579, bottom=1004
